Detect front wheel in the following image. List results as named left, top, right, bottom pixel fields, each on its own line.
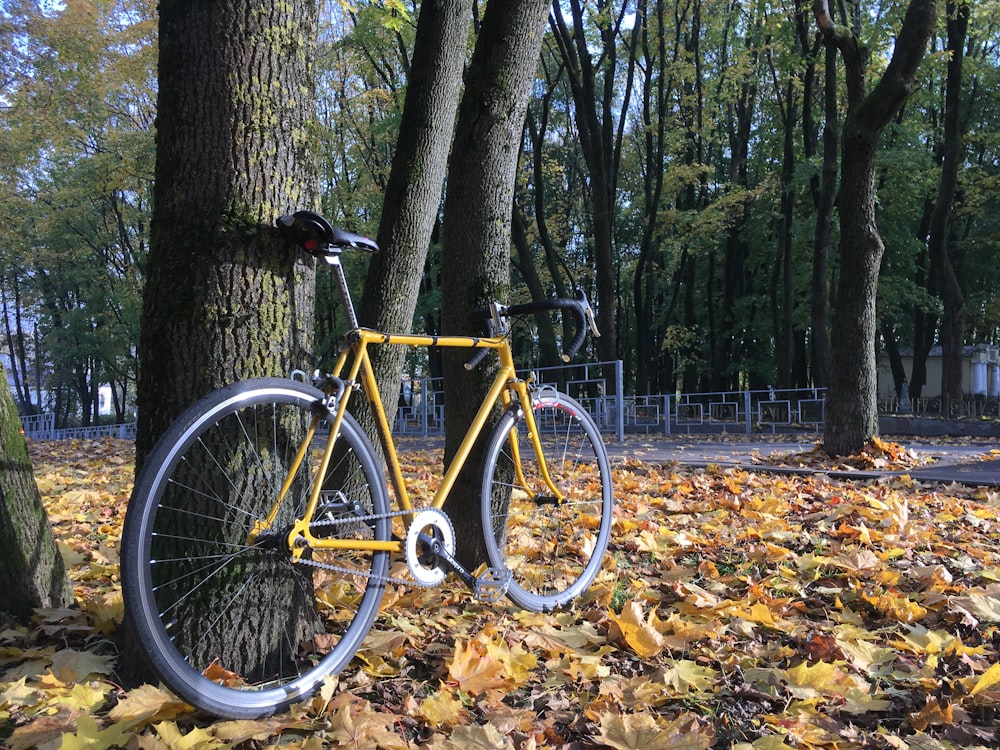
left=480, top=390, right=613, bottom=612
left=121, top=378, right=391, bottom=719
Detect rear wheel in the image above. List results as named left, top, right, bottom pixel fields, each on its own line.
left=121, top=378, right=390, bottom=718
left=480, top=390, right=613, bottom=612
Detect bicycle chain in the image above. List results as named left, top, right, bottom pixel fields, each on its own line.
left=291, top=505, right=441, bottom=588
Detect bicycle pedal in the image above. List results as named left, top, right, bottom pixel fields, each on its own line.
left=473, top=567, right=512, bottom=603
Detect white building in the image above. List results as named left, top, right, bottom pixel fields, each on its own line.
left=878, top=345, right=1000, bottom=400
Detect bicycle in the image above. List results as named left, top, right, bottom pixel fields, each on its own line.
left=121, top=210, right=614, bottom=719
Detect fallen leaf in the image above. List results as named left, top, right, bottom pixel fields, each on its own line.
left=593, top=711, right=714, bottom=750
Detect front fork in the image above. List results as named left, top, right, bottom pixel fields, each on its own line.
left=507, top=383, right=565, bottom=504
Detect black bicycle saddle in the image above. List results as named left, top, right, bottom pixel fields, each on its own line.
left=277, top=211, right=379, bottom=255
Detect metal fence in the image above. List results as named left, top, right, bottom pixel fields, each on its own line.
left=20, top=363, right=828, bottom=442
left=626, top=387, right=826, bottom=436
left=19, top=417, right=137, bottom=441
left=389, top=364, right=828, bottom=439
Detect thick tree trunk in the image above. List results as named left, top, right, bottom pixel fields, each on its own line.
left=357, top=0, right=472, bottom=433
left=815, top=0, right=937, bottom=455
left=825, top=132, right=883, bottom=451
left=136, top=0, right=319, bottom=463
left=0, top=366, right=73, bottom=617
left=126, top=0, right=319, bottom=683
left=441, top=0, right=551, bottom=569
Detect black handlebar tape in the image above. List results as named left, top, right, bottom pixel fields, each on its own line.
left=465, top=314, right=495, bottom=371
left=506, top=298, right=587, bottom=361
left=466, top=297, right=587, bottom=366
left=464, top=347, right=491, bottom=371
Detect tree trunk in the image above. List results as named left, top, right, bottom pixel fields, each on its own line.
left=633, top=0, right=669, bottom=395
left=356, top=0, right=472, bottom=435
left=881, top=319, right=908, bottom=398
left=815, top=0, right=937, bottom=455
left=136, top=0, right=319, bottom=464
left=810, top=43, right=837, bottom=388
left=0, top=365, right=73, bottom=617
left=928, top=0, right=969, bottom=416
left=441, top=0, right=551, bottom=570
left=126, top=0, right=319, bottom=683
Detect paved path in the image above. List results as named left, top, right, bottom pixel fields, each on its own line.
left=396, top=434, right=1000, bottom=486
left=609, top=435, right=1000, bottom=487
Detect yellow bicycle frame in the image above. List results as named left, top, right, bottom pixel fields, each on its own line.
left=271, top=327, right=563, bottom=559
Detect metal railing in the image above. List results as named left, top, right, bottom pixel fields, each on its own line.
left=20, top=364, right=828, bottom=442
left=19, top=416, right=137, bottom=441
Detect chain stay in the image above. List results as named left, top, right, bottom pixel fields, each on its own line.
left=293, top=504, right=440, bottom=588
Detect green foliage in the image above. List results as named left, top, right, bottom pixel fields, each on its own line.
left=0, top=0, right=155, bottom=425
left=3, top=0, right=1000, bottom=415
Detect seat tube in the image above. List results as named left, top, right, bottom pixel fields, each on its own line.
left=330, top=256, right=360, bottom=330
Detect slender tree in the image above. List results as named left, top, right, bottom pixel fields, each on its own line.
left=928, top=0, right=970, bottom=416
left=815, top=0, right=937, bottom=455
left=549, top=0, right=630, bottom=385
left=440, top=0, right=552, bottom=567
left=356, top=0, right=472, bottom=432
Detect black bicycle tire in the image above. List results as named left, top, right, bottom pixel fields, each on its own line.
left=121, top=377, right=390, bottom=718
left=479, top=390, right=613, bottom=612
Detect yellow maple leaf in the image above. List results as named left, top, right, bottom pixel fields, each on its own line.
left=212, top=717, right=306, bottom=744
left=607, top=600, right=667, bottom=658
left=725, top=601, right=783, bottom=628
left=153, top=720, right=224, bottom=749
left=662, top=659, right=717, bottom=694
left=890, top=624, right=956, bottom=655
left=562, top=649, right=612, bottom=681
left=969, top=661, right=1000, bottom=696
left=862, top=590, right=927, bottom=623
left=0, top=676, right=39, bottom=708
left=59, top=714, right=132, bottom=750
left=782, top=660, right=849, bottom=700
left=835, top=636, right=897, bottom=675
left=447, top=639, right=509, bottom=695
left=108, top=683, right=193, bottom=729
left=419, top=688, right=468, bottom=727
left=48, top=681, right=111, bottom=713
left=492, top=640, right=537, bottom=685
left=433, top=722, right=510, bottom=750
left=593, top=711, right=714, bottom=750
left=326, top=702, right=409, bottom=750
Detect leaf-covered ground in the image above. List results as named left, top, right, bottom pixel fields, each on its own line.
left=4, top=436, right=1000, bottom=749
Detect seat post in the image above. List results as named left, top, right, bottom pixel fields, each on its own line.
left=328, top=255, right=360, bottom=331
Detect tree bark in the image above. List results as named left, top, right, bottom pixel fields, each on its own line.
left=441, top=0, right=551, bottom=569
left=126, top=0, right=319, bottom=684
left=815, top=0, right=937, bottom=455
left=0, top=365, right=73, bottom=617
left=928, top=0, right=969, bottom=416
left=356, top=0, right=472, bottom=435
left=136, top=0, right=319, bottom=464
